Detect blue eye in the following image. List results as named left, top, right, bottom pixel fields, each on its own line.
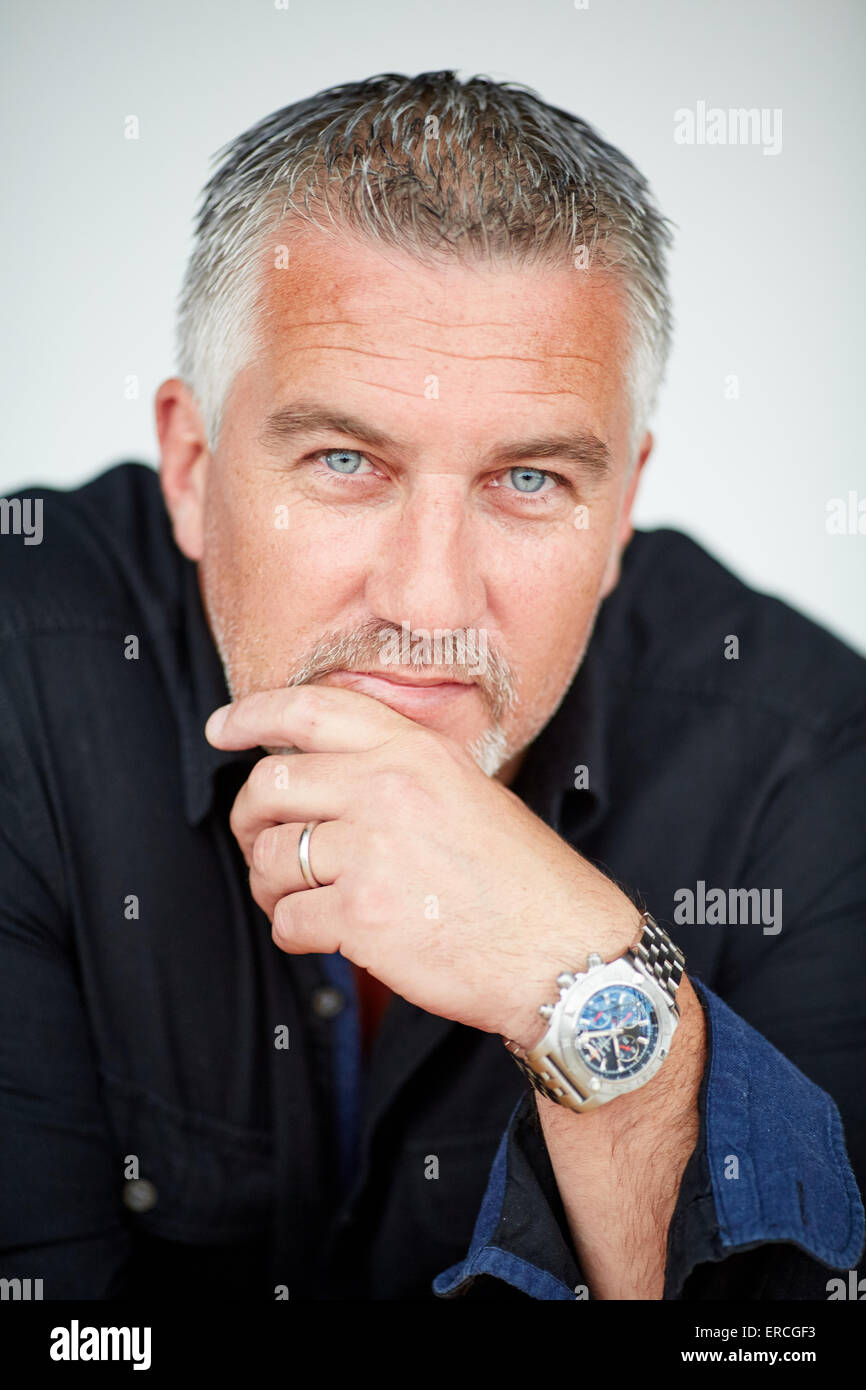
left=323, top=449, right=367, bottom=474
left=508, top=467, right=547, bottom=494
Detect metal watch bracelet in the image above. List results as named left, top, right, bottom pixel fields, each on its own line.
left=503, top=911, right=686, bottom=1106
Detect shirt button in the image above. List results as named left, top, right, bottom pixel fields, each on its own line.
left=122, top=1178, right=158, bottom=1214
left=311, top=986, right=346, bottom=1019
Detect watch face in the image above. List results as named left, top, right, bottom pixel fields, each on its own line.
left=573, top=984, right=660, bottom=1079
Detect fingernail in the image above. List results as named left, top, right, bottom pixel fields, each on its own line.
left=205, top=704, right=231, bottom=741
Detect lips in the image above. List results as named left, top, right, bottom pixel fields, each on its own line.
left=314, top=668, right=477, bottom=718
left=346, top=669, right=470, bottom=687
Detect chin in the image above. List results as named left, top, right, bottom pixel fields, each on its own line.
left=465, top=724, right=511, bottom=778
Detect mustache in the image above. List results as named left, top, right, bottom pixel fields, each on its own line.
left=284, top=619, right=517, bottom=723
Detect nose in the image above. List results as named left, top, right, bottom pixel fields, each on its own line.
left=364, top=473, right=487, bottom=635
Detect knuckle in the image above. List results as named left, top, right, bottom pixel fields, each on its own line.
left=228, top=800, right=245, bottom=846
left=351, top=877, right=391, bottom=926
left=252, top=825, right=279, bottom=876
left=367, top=826, right=392, bottom=863
left=374, top=758, right=438, bottom=817
left=373, top=766, right=416, bottom=804
left=251, top=755, right=280, bottom=795
left=272, top=896, right=294, bottom=944
left=248, top=868, right=271, bottom=917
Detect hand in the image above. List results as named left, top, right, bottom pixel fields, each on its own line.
left=205, top=685, right=642, bottom=1047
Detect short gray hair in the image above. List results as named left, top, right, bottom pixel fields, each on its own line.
left=175, top=70, right=675, bottom=459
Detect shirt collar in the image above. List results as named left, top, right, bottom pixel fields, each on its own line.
left=176, top=554, right=614, bottom=838
left=508, top=618, right=611, bottom=843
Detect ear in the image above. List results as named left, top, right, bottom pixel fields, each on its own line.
left=599, top=430, right=653, bottom=600
left=155, top=378, right=210, bottom=561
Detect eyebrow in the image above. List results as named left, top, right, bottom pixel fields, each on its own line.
left=259, top=404, right=401, bottom=456
left=259, top=402, right=612, bottom=480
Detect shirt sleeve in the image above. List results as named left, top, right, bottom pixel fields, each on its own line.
left=431, top=977, right=864, bottom=1301
left=0, top=673, right=133, bottom=1298
left=433, top=695, right=866, bottom=1302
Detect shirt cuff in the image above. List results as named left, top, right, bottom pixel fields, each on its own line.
left=432, top=976, right=864, bottom=1300
left=431, top=1087, right=583, bottom=1299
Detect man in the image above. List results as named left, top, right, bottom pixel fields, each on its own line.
left=0, top=71, right=863, bottom=1302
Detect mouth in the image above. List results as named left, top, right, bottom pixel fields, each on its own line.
left=313, top=668, right=478, bottom=718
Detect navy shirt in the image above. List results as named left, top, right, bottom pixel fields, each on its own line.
left=0, top=461, right=863, bottom=1300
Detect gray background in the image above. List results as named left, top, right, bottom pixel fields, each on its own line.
left=2, top=0, right=864, bottom=651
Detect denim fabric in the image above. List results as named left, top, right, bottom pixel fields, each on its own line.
left=433, top=978, right=864, bottom=1299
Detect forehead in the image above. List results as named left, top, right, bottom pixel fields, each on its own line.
left=236, top=224, right=633, bottom=455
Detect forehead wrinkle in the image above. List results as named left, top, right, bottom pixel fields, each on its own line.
left=268, top=318, right=382, bottom=329
left=274, top=334, right=604, bottom=370
left=344, top=377, right=430, bottom=399
left=405, top=344, right=604, bottom=366
left=277, top=343, right=411, bottom=362
left=273, top=315, right=548, bottom=335
left=403, top=316, right=532, bottom=328
left=271, top=316, right=526, bottom=331
left=269, top=315, right=607, bottom=366
left=489, top=387, right=596, bottom=398
left=347, top=379, right=600, bottom=408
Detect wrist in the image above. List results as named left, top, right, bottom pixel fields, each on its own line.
left=502, top=892, right=644, bottom=1052
left=502, top=906, right=687, bottom=1115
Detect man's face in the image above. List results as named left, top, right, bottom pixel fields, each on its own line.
left=158, top=225, right=647, bottom=779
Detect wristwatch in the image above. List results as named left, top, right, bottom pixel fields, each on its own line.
left=503, top=911, right=685, bottom=1113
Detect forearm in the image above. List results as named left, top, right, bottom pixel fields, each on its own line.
left=534, top=970, right=706, bottom=1300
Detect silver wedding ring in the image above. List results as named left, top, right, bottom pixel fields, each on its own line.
left=297, top=821, right=322, bottom=889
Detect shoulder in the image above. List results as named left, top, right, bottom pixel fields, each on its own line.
left=0, top=461, right=183, bottom=640
left=602, top=526, right=866, bottom=741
